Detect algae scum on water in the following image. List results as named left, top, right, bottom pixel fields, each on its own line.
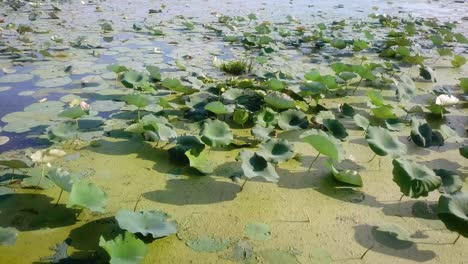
left=0, top=0, right=467, bottom=263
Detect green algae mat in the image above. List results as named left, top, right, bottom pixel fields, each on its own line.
left=0, top=0, right=467, bottom=263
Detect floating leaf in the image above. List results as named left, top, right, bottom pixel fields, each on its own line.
left=47, top=167, right=75, bottom=192
left=372, top=106, right=396, bottom=119
left=367, top=90, right=385, bottom=107
left=366, top=126, right=407, bottom=158
left=185, top=149, right=214, bottom=174
left=123, top=94, right=149, bottom=108
left=419, top=66, right=436, bottom=82
left=439, top=125, right=463, bottom=143
left=264, top=92, right=295, bottom=109
left=385, top=118, right=405, bottom=131
left=251, top=125, right=275, bottom=141
left=451, top=55, right=466, bottom=68
left=459, top=146, right=468, bottom=159
left=340, top=103, right=355, bottom=117
left=0, top=227, right=18, bottom=246
left=244, top=222, right=271, bottom=241
left=434, top=169, right=462, bottom=194
left=372, top=224, right=413, bottom=249
left=300, top=129, right=344, bottom=162
left=58, top=106, right=88, bottom=119
left=392, top=159, right=441, bottom=198
left=326, top=160, right=363, bottom=187
left=205, top=101, right=232, bottom=115
left=67, top=181, right=108, bottom=213
left=233, top=108, right=249, bottom=125
left=186, top=236, right=227, bottom=253
left=48, top=122, right=80, bottom=141
left=278, top=109, right=308, bottom=131
left=115, top=209, right=177, bottom=238
left=438, top=192, right=468, bottom=237
left=396, top=75, right=415, bottom=100
left=0, top=157, right=32, bottom=169
left=237, top=150, right=279, bottom=182
left=255, top=107, right=278, bottom=127
left=353, top=114, right=369, bottom=130
left=323, top=119, right=348, bottom=140
left=99, top=232, right=146, bottom=264
left=200, top=119, right=233, bottom=147
left=161, top=78, right=193, bottom=94
left=258, top=138, right=294, bottom=163
left=459, top=78, right=468, bottom=93
left=120, top=71, right=148, bottom=89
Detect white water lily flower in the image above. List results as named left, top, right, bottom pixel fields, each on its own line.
left=435, top=94, right=459, bottom=106
left=31, top=149, right=66, bottom=164
left=80, top=101, right=90, bottom=111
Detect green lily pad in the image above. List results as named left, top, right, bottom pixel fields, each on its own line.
left=392, top=159, right=441, bottom=198
left=58, top=106, right=89, bottom=120
left=410, top=119, right=444, bottom=148
left=419, top=66, right=436, bottom=82
left=36, top=77, right=72, bottom=88
left=340, top=103, right=355, bottom=117
left=115, top=209, right=177, bottom=238
left=439, top=125, right=463, bottom=144
left=237, top=150, right=279, bottom=182
left=47, top=167, right=75, bottom=192
left=233, top=108, right=249, bottom=125
left=99, top=232, right=146, bottom=264
left=300, top=129, right=344, bottom=162
left=21, top=167, right=54, bottom=189
left=264, top=91, right=295, bottom=109
left=200, top=119, right=233, bottom=147
left=0, top=157, right=32, bottom=169
left=185, top=149, right=214, bottom=174
left=366, top=126, right=407, bottom=158
left=186, top=236, right=228, bottom=253
left=0, top=73, right=34, bottom=83
left=161, top=78, right=193, bottom=94
left=460, top=146, right=468, bottom=159
left=146, top=66, right=161, bottom=82
left=123, top=94, right=149, bottom=108
left=120, top=71, right=148, bottom=89
left=323, top=119, right=348, bottom=140
left=205, top=101, right=233, bottom=115
left=255, top=107, right=279, bottom=127
left=451, top=54, right=466, bottom=68
left=67, top=181, right=108, bottom=213
left=244, top=222, right=271, bottom=241
left=385, top=118, right=405, bottom=131
left=258, top=138, right=294, bottom=163
left=251, top=125, right=275, bottom=141
left=48, top=122, right=80, bottom=142
left=396, top=75, right=416, bottom=100
left=353, top=114, right=369, bottom=130
left=278, top=109, right=309, bottom=131
left=367, top=90, right=385, bottom=107
left=437, top=192, right=468, bottom=237
left=433, top=169, right=462, bottom=194
left=326, top=160, right=363, bottom=187
left=372, top=106, right=396, bottom=119
left=0, top=227, right=18, bottom=246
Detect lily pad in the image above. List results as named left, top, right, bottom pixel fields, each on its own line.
left=353, top=114, right=369, bottom=130
left=300, top=129, right=344, bottom=162
left=186, top=236, right=228, bottom=253
left=326, top=160, right=363, bottom=187
left=185, top=149, right=214, bottom=174
left=244, top=222, right=271, bottom=241
left=36, top=77, right=72, bottom=88
left=278, top=109, right=308, bottom=131
left=258, top=138, right=294, bottom=163
left=0, top=157, right=32, bottom=169
left=323, top=119, right=348, bottom=140
left=120, top=71, right=148, bottom=89
left=99, top=232, right=146, bottom=264
left=123, top=94, right=149, bottom=108
left=392, top=159, right=441, bottom=198
left=372, top=224, right=413, bottom=249
left=410, top=120, right=444, bottom=148
left=264, top=91, right=295, bottom=109
left=251, top=125, right=275, bottom=141
left=437, top=192, right=468, bottom=237
left=67, top=181, right=108, bottom=213
left=433, top=169, right=462, bottom=194
left=0, top=73, right=34, bottom=83
left=205, top=101, right=233, bottom=115
left=237, top=150, right=279, bottom=182
left=366, top=126, right=407, bottom=158
left=47, top=167, right=75, bottom=192
left=200, top=119, right=233, bottom=147
left=115, top=209, right=177, bottom=238
left=255, top=107, right=279, bottom=127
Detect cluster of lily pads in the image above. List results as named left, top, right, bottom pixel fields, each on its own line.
left=0, top=1, right=467, bottom=263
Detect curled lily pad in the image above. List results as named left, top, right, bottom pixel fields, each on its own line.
left=392, top=159, right=441, bottom=198
left=325, top=160, right=363, bottom=187
left=115, top=209, right=177, bottom=238
left=323, top=119, right=348, bottom=140
left=366, top=126, right=407, bottom=158
left=258, top=138, right=294, bottom=163
left=185, top=149, right=214, bottom=174
left=410, top=119, right=444, bottom=148
left=264, top=91, right=295, bottom=109
left=0, top=227, right=18, bottom=246
left=67, top=181, right=108, bottom=213
left=47, top=167, right=75, bottom=192
left=251, top=125, right=275, bottom=141
left=396, top=75, right=416, bottom=100
left=433, top=169, right=462, bottom=194
left=237, top=150, right=279, bottom=182
left=437, top=192, right=468, bottom=237
left=255, top=107, right=278, bottom=127
left=353, top=114, right=369, bottom=130
left=300, top=129, right=344, bottom=162
left=372, top=106, right=396, bottom=119
left=278, top=109, right=308, bottom=131
left=99, top=232, right=146, bottom=264
left=120, top=71, right=148, bottom=89
left=419, top=66, right=436, bottom=82
left=200, top=119, right=233, bottom=147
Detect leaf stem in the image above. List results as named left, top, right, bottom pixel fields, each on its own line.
left=240, top=178, right=249, bottom=191
left=368, top=153, right=377, bottom=162
left=55, top=189, right=64, bottom=207
left=308, top=153, right=321, bottom=171
left=352, top=77, right=363, bottom=94
left=453, top=234, right=461, bottom=244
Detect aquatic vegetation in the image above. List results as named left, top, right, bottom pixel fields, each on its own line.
left=366, top=126, right=407, bottom=158
left=67, top=181, right=108, bottom=213
left=99, top=232, right=147, bottom=264
left=392, top=159, right=441, bottom=199
left=0, top=227, right=18, bottom=246
left=437, top=192, right=468, bottom=238
left=115, top=209, right=177, bottom=238
left=301, top=129, right=344, bottom=170
left=219, top=60, right=250, bottom=75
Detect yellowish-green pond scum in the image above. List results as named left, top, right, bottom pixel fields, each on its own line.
left=0, top=0, right=467, bottom=263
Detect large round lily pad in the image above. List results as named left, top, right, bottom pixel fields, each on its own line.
left=366, top=126, right=407, bottom=158
left=258, top=138, right=294, bottom=163
left=200, top=119, right=233, bottom=147
left=237, top=150, right=279, bottom=182
left=278, top=109, right=308, bottom=131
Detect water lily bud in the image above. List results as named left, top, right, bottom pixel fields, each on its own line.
left=80, top=101, right=91, bottom=111
left=435, top=94, right=459, bottom=106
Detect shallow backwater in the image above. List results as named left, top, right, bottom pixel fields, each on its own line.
left=0, top=0, right=467, bottom=263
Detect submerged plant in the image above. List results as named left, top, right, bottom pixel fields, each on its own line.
left=219, top=59, right=252, bottom=75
